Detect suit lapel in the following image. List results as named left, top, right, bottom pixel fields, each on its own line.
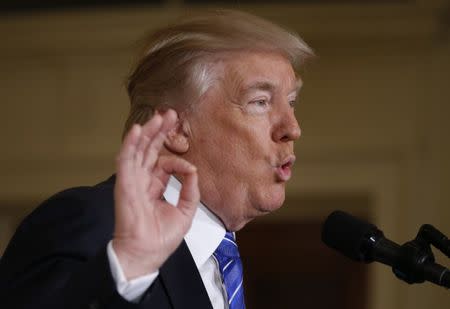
left=160, top=240, right=213, bottom=309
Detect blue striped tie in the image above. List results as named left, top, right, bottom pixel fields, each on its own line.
left=213, top=232, right=246, bottom=309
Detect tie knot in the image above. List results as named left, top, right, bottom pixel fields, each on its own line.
left=214, top=232, right=240, bottom=258
left=225, top=232, right=235, bottom=242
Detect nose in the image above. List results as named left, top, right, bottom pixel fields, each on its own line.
left=272, top=108, right=301, bottom=143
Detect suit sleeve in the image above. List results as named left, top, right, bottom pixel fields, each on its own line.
left=0, top=187, right=171, bottom=309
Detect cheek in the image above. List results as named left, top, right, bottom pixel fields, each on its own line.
left=197, top=132, right=263, bottom=182
left=240, top=123, right=273, bottom=161
left=191, top=111, right=273, bottom=175
left=226, top=127, right=269, bottom=165
left=192, top=127, right=243, bottom=172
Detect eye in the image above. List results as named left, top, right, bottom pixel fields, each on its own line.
left=247, top=98, right=270, bottom=114
left=254, top=99, right=268, bottom=107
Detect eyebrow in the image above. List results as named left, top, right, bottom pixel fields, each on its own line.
left=241, top=79, right=303, bottom=95
left=241, top=81, right=275, bottom=94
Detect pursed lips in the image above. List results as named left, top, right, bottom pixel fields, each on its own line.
left=273, top=155, right=296, bottom=182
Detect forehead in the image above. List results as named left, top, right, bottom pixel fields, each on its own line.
left=220, top=51, right=301, bottom=94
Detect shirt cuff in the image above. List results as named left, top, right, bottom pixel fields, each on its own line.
left=106, top=241, right=159, bottom=303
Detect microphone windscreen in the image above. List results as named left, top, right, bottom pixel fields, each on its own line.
left=321, top=210, right=378, bottom=261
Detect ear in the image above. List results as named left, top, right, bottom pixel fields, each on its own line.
left=164, top=114, right=190, bottom=154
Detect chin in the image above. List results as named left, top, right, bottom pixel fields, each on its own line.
left=258, top=185, right=286, bottom=213
left=224, top=186, right=286, bottom=231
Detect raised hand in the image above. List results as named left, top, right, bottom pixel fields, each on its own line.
left=112, top=110, right=199, bottom=279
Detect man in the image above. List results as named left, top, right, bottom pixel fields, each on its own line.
left=0, top=9, right=313, bottom=309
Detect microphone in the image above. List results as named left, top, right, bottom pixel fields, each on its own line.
left=321, top=210, right=450, bottom=288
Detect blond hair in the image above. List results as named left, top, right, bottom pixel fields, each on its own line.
left=124, top=9, right=314, bottom=136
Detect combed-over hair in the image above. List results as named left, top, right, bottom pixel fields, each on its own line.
left=124, top=9, right=314, bottom=136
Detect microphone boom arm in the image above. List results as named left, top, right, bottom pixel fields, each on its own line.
left=321, top=211, right=450, bottom=289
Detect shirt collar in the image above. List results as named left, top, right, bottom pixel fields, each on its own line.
left=163, top=176, right=226, bottom=269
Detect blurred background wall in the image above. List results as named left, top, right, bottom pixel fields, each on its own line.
left=0, top=0, right=449, bottom=308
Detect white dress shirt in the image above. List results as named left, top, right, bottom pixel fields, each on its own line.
left=107, top=176, right=228, bottom=308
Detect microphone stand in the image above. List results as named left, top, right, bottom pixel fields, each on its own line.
left=391, top=224, right=450, bottom=288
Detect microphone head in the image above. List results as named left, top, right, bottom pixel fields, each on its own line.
left=321, top=210, right=379, bottom=262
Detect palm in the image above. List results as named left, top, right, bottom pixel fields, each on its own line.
left=113, top=110, right=199, bottom=279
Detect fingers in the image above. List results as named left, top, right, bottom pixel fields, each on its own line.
left=134, top=114, right=163, bottom=166
left=116, top=124, right=141, bottom=184
left=142, top=109, right=177, bottom=169
left=157, top=156, right=199, bottom=218
left=117, top=109, right=177, bottom=172
left=147, top=165, right=171, bottom=199
left=178, top=168, right=199, bottom=218
left=116, top=109, right=197, bottom=218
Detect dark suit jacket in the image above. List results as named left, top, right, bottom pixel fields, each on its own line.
left=0, top=176, right=213, bottom=309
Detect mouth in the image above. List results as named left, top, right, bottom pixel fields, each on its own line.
left=274, top=155, right=296, bottom=182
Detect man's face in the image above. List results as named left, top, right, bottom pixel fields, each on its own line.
left=185, top=51, right=301, bottom=231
